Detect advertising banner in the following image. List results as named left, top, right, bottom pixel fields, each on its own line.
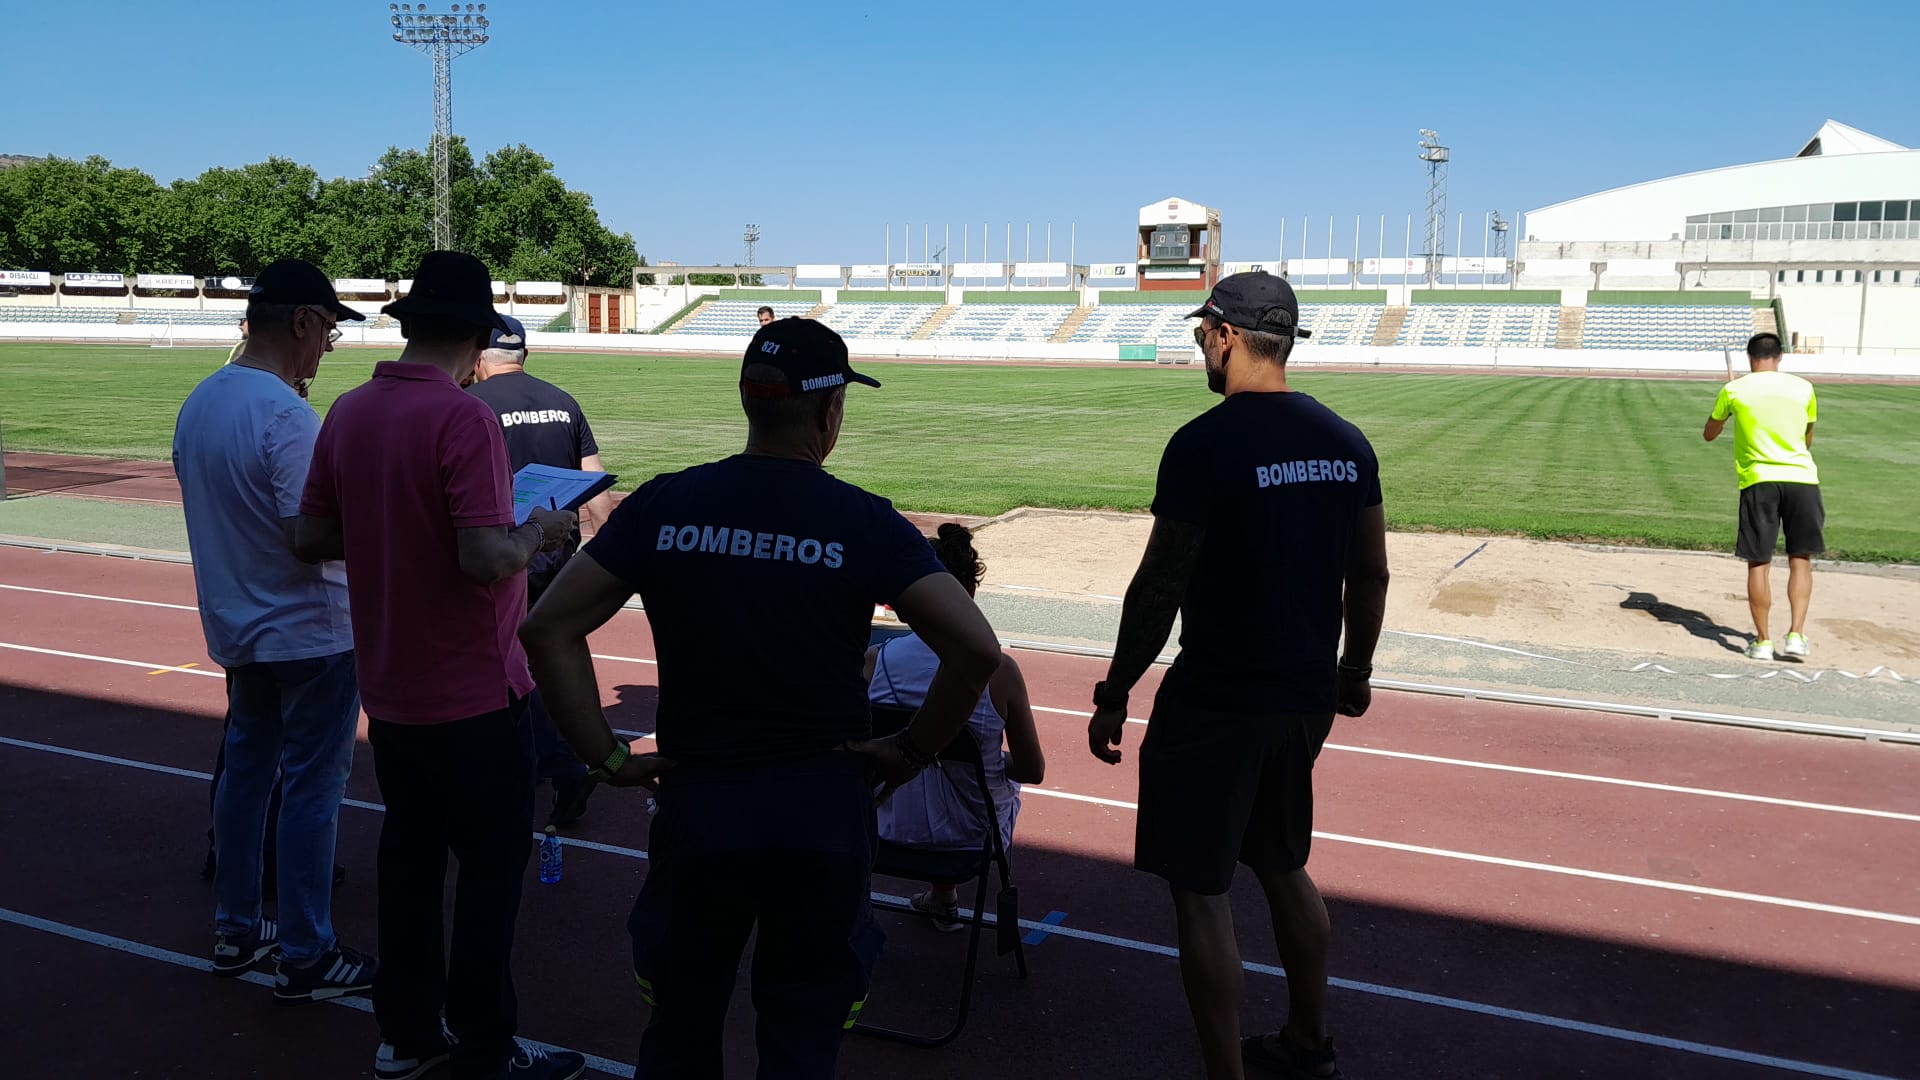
left=136, top=273, right=198, bottom=290
left=64, top=271, right=126, bottom=289
left=0, top=269, right=52, bottom=287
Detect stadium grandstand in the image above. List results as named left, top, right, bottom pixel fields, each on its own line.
left=3, top=122, right=1913, bottom=371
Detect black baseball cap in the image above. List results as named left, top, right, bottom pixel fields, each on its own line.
left=742, top=317, right=880, bottom=396
left=1187, top=271, right=1312, bottom=339
left=248, top=259, right=366, bottom=321
left=383, top=251, right=512, bottom=334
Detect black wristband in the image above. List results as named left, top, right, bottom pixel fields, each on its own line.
left=895, top=728, right=936, bottom=771
left=1092, top=680, right=1129, bottom=712
left=1337, top=659, right=1373, bottom=676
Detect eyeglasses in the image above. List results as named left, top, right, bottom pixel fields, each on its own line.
left=296, top=305, right=342, bottom=344
left=1192, top=322, right=1217, bottom=347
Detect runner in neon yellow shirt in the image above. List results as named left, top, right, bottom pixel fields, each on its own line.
left=1704, top=333, right=1821, bottom=662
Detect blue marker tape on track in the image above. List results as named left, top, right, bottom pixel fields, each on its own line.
left=1022, top=909, right=1069, bottom=945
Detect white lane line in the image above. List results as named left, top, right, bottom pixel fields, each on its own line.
left=7, top=634, right=1913, bottom=825
left=0, top=907, right=635, bottom=1078
left=1027, top=704, right=1920, bottom=824
left=1328, top=743, right=1920, bottom=824
left=0, top=641, right=221, bottom=678
left=6, top=732, right=1916, bottom=929
left=0, top=582, right=199, bottom=611
left=0, top=835, right=1904, bottom=1079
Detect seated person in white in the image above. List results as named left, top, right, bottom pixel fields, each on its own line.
left=865, top=523, right=1046, bottom=930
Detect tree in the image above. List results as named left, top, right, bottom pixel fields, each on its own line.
left=0, top=156, right=169, bottom=273
left=464, top=144, right=636, bottom=287
left=0, top=141, right=639, bottom=285
left=161, top=157, right=325, bottom=275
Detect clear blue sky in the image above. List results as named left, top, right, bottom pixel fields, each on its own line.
left=4, top=0, right=1914, bottom=267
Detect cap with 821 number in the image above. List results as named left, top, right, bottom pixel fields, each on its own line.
left=742, top=317, right=882, bottom=397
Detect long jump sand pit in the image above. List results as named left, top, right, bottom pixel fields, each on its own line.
left=965, top=508, right=1920, bottom=678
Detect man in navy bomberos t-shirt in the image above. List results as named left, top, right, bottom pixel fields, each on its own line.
left=518, top=318, right=1002, bottom=1078
left=1087, top=273, right=1391, bottom=1080
left=468, top=314, right=617, bottom=827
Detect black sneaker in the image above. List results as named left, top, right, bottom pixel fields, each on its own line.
left=374, top=1031, right=454, bottom=1080
left=274, top=943, right=377, bottom=1005
left=212, top=918, right=278, bottom=976
left=492, top=1041, right=586, bottom=1080
left=548, top=776, right=598, bottom=828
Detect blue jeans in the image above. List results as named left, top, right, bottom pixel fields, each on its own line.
left=213, top=650, right=360, bottom=965
left=528, top=687, right=588, bottom=785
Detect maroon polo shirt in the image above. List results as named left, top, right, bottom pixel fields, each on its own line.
left=301, top=360, right=534, bottom=724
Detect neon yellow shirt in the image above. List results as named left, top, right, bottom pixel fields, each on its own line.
left=1711, top=370, right=1818, bottom=489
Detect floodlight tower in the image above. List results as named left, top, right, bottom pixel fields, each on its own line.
left=1489, top=210, right=1510, bottom=266
left=743, top=224, right=760, bottom=268
left=390, top=3, right=491, bottom=250
left=1418, top=129, right=1450, bottom=286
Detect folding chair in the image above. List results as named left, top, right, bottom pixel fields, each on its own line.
left=854, top=703, right=1028, bottom=1048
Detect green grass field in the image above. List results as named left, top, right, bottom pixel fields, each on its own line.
left=3, top=343, right=1916, bottom=561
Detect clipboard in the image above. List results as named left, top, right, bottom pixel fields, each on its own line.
left=512, top=463, right=617, bottom=525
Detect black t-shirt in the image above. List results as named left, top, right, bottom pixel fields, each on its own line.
left=584, top=454, right=945, bottom=770
left=467, top=370, right=600, bottom=579
left=1151, top=391, right=1382, bottom=714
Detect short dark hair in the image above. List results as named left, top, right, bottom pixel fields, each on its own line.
left=1209, top=315, right=1294, bottom=365
left=400, top=314, right=491, bottom=348
left=1747, top=332, right=1784, bottom=361
left=740, top=362, right=838, bottom=432
left=757, top=306, right=775, bottom=318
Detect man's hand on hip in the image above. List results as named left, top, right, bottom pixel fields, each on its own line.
left=609, top=750, right=674, bottom=790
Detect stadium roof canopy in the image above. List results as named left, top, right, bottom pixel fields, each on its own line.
left=1795, top=120, right=1907, bottom=158
left=1523, top=120, right=1919, bottom=242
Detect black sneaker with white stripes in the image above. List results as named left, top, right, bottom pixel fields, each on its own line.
left=493, top=1040, right=586, bottom=1080
left=374, top=1030, right=454, bottom=1080
left=212, top=918, right=278, bottom=977
left=273, top=943, right=377, bottom=1005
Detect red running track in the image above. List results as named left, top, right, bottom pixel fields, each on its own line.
left=1, top=545, right=1916, bottom=1080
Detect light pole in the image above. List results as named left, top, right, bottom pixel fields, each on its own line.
left=390, top=3, right=491, bottom=250
left=1418, top=129, right=1449, bottom=287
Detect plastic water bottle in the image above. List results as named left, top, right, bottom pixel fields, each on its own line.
left=539, top=826, right=563, bottom=884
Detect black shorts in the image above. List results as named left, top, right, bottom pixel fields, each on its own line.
left=1737, top=482, right=1825, bottom=563
left=1135, top=695, right=1336, bottom=896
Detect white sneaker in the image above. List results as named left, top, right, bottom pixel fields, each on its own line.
left=1744, top=639, right=1774, bottom=661
left=1782, top=632, right=1811, bottom=658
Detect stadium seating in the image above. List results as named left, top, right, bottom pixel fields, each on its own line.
left=1069, top=303, right=1383, bottom=348
left=1069, top=305, right=1192, bottom=348
left=0, top=306, right=252, bottom=327
left=0, top=306, right=125, bottom=324
left=1395, top=304, right=1560, bottom=348
left=817, top=304, right=940, bottom=339
left=672, top=300, right=815, bottom=335
left=928, top=305, right=1073, bottom=342
left=1580, top=305, right=1755, bottom=351
left=131, top=309, right=248, bottom=326
left=1296, top=304, right=1385, bottom=347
